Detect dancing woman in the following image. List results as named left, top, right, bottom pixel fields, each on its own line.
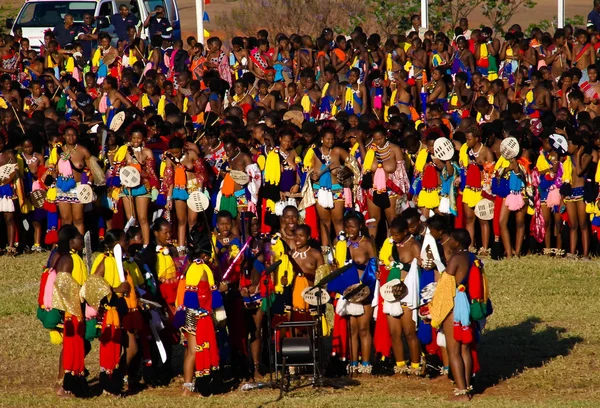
left=48, top=122, right=94, bottom=234
left=160, top=137, right=207, bottom=252
left=176, top=225, right=224, bottom=396
left=329, top=212, right=377, bottom=375
left=307, top=127, right=348, bottom=247
left=360, top=127, right=409, bottom=234
left=115, top=122, right=161, bottom=245
left=52, top=225, right=89, bottom=397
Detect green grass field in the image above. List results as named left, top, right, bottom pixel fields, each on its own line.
left=1, top=253, right=599, bottom=407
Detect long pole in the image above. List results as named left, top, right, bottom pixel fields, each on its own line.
left=557, top=0, right=565, bottom=29
left=196, top=0, right=205, bottom=44
left=421, top=0, right=428, bottom=29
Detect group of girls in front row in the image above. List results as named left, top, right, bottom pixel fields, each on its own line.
left=37, top=206, right=491, bottom=402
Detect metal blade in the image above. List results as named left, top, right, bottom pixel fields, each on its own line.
left=113, top=244, right=126, bottom=283
left=84, top=231, right=92, bottom=275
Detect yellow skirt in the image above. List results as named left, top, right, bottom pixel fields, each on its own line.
left=292, top=275, right=310, bottom=311
left=463, top=188, right=482, bottom=208
left=417, top=189, right=440, bottom=209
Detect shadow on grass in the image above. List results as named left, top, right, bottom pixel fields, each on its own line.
left=475, top=316, right=583, bottom=393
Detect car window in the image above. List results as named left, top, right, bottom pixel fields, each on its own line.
left=16, top=1, right=96, bottom=27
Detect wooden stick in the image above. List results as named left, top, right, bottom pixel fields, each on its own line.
left=10, top=105, right=24, bottom=134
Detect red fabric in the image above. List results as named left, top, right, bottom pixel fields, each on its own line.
left=121, top=309, right=144, bottom=332
left=331, top=299, right=349, bottom=358
left=422, top=164, right=439, bottom=189
left=63, top=315, right=86, bottom=375
left=373, top=265, right=391, bottom=357
left=159, top=281, right=179, bottom=305
left=455, top=193, right=465, bottom=228
left=38, top=269, right=49, bottom=306
left=99, top=311, right=122, bottom=373
left=304, top=204, right=320, bottom=240
left=195, top=314, right=220, bottom=375
left=471, top=340, right=480, bottom=374
left=424, top=325, right=441, bottom=356
left=453, top=321, right=474, bottom=344
left=197, top=280, right=212, bottom=311
left=465, top=164, right=482, bottom=189
left=45, top=227, right=58, bottom=245
left=468, top=263, right=484, bottom=300
left=493, top=195, right=503, bottom=237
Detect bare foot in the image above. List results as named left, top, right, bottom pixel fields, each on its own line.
left=56, top=387, right=72, bottom=398
left=448, top=393, right=471, bottom=402
left=182, top=388, right=194, bottom=397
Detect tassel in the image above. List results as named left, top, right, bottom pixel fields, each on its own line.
left=383, top=300, right=403, bottom=317
left=174, top=165, right=187, bottom=188
left=335, top=297, right=348, bottom=316
left=363, top=148, right=375, bottom=172
left=344, top=187, right=353, bottom=208
left=465, top=163, right=482, bottom=189
left=373, top=166, right=387, bottom=191
left=317, top=188, right=334, bottom=209
left=505, top=193, right=525, bottom=211
left=436, top=330, right=446, bottom=348
left=85, top=304, right=97, bottom=319
left=304, top=205, right=319, bottom=240
left=346, top=302, right=365, bottom=316
left=50, top=329, right=63, bottom=345
left=421, top=164, right=438, bottom=189
left=331, top=300, right=349, bottom=358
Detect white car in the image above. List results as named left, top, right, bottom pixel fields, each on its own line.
left=7, top=0, right=181, bottom=50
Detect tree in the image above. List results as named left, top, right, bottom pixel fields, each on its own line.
left=481, top=0, right=537, bottom=35
left=369, top=0, right=485, bottom=37
left=215, top=0, right=368, bottom=39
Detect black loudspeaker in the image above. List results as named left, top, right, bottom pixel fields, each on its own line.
left=281, top=338, right=313, bottom=365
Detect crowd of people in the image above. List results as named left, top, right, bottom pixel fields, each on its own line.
left=18, top=4, right=600, bottom=402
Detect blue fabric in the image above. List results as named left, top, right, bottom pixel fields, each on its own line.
left=173, top=187, right=189, bottom=201
left=183, top=291, right=200, bottom=309
left=212, top=289, right=224, bottom=310
left=538, top=176, right=553, bottom=190
left=361, top=257, right=378, bottom=294
left=47, top=211, right=59, bottom=230
left=508, top=172, right=523, bottom=192
left=0, top=184, right=13, bottom=197
left=327, top=263, right=359, bottom=294
left=454, top=290, right=471, bottom=327
left=123, top=185, right=148, bottom=197
left=156, top=193, right=167, bottom=207
left=173, top=309, right=186, bottom=329
left=418, top=319, right=433, bottom=345
left=319, top=163, right=332, bottom=190
left=492, top=177, right=509, bottom=198
left=106, top=176, right=121, bottom=188
left=56, top=176, right=76, bottom=192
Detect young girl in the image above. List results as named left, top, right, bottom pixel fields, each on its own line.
left=330, top=212, right=377, bottom=375
left=379, top=216, right=423, bottom=375
left=343, top=68, right=367, bottom=116
left=307, top=128, right=349, bottom=247
left=19, top=137, right=46, bottom=251
left=116, top=122, right=161, bottom=245
left=48, top=122, right=94, bottom=235
left=52, top=225, right=89, bottom=397
left=176, top=224, right=223, bottom=396
left=254, top=79, right=275, bottom=111
left=160, top=137, right=207, bottom=253
left=91, top=229, right=142, bottom=394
